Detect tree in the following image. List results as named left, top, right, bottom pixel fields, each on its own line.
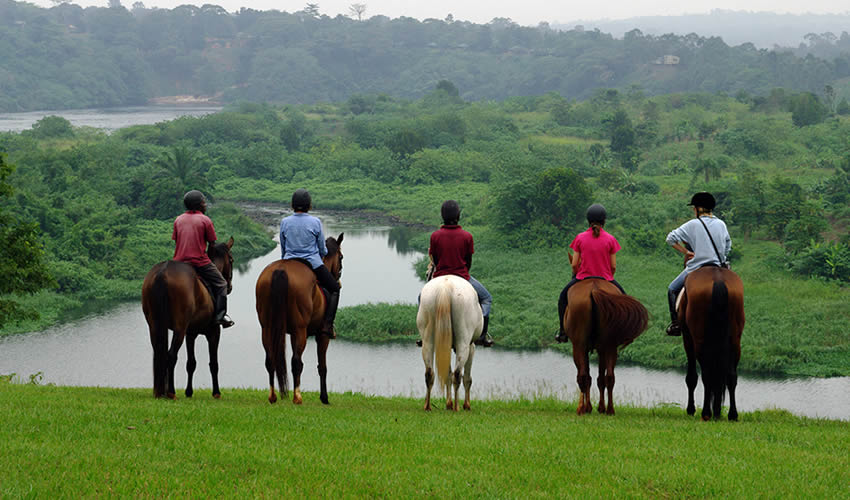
left=301, top=3, right=320, bottom=17
left=0, top=154, right=54, bottom=328
left=789, top=92, right=828, bottom=127
left=348, top=3, right=366, bottom=21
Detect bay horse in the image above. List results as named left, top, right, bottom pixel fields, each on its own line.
left=678, top=266, right=744, bottom=421
left=417, top=275, right=482, bottom=411
left=255, top=234, right=343, bottom=405
left=141, top=237, right=234, bottom=399
left=564, top=279, right=649, bottom=415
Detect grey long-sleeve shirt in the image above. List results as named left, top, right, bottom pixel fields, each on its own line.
left=666, top=216, right=731, bottom=272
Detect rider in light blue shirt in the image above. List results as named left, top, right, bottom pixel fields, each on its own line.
left=665, top=192, right=731, bottom=336
left=279, top=189, right=340, bottom=338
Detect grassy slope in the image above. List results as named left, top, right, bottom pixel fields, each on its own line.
left=1, top=383, right=847, bottom=497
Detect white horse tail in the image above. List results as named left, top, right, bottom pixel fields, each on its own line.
left=434, top=281, right=453, bottom=390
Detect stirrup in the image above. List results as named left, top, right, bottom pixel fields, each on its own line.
left=474, top=333, right=494, bottom=347
left=219, top=316, right=235, bottom=329
left=666, top=322, right=681, bottom=336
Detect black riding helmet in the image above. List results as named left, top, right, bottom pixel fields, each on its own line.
left=441, top=200, right=461, bottom=225
left=586, top=203, right=607, bottom=224
left=291, top=188, right=312, bottom=212
left=183, top=190, right=206, bottom=211
left=688, top=192, right=716, bottom=210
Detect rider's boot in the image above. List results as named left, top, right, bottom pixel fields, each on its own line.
left=215, top=293, right=234, bottom=329
left=474, top=316, right=494, bottom=347
left=321, top=290, right=340, bottom=339
left=555, top=296, right=568, bottom=343
left=666, top=289, right=681, bottom=336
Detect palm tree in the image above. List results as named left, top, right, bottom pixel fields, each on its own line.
left=155, top=146, right=210, bottom=195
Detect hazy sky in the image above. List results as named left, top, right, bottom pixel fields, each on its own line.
left=29, top=0, right=850, bottom=26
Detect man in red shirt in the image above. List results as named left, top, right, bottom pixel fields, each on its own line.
left=173, top=190, right=234, bottom=328
left=428, top=200, right=494, bottom=347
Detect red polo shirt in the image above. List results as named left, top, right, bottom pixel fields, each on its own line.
left=172, top=211, right=217, bottom=267
left=429, top=225, right=474, bottom=280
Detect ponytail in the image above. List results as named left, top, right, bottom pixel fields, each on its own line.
left=591, top=222, right=603, bottom=238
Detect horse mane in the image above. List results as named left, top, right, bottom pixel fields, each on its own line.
left=325, top=236, right=339, bottom=257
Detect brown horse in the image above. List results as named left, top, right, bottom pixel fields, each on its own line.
left=564, top=279, right=649, bottom=415
left=678, top=266, right=744, bottom=421
left=141, top=237, right=234, bottom=399
left=255, top=234, right=343, bottom=405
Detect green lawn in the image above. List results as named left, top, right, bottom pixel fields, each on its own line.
left=1, top=383, right=847, bottom=497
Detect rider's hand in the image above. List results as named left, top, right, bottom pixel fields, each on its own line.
left=684, top=251, right=695, bottom=263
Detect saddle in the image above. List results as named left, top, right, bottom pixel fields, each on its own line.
left=290, top=258, right=330, bottom=302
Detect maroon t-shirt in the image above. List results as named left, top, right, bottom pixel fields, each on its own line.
left=172, top=211, right=217, bottom=267
left=429, top=225, right=474, bottom=280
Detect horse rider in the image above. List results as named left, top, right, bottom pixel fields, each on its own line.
left=424, top=200, right=494, bottom=347
left=665, top=191, right=731, bottom=336
left=555, top=203, right=625, bottom=343
left=173, top=190, right=234, bottom=328
left=280, top=188, right=340, bottom=338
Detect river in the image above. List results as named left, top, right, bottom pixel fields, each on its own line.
left=1, top=209, right=848, bottom=421
left=0, top=107, right=847, bottom=420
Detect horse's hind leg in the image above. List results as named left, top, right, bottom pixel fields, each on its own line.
left=462, top=346, right=474, bottom=411
left=683, top=334, right=698, bottom=416
left=422, top=335, right=435, bottom=411
left=727, top=344, right=741, bottom=421
left=207, top=327, right=222, bottom=399
left=262, top=327, right=277, bottom=404
left=290, top=328, right=308, bottom=405
left=167, top=330, right=187, bottom=400
left=149, top=325, right=168, bottom=398
left=316, top=333, right=330, bottom=405
left=604, top=352, right=617, bottom=415
left=185, top=333, right=197, bottom=398
left=573, top=346, right=592, bottom=415
left=596, top=355, right=606, bottom=414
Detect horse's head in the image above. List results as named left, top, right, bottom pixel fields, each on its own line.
left=209, top=236, right=234, bottom=294
left=323, top=233, right=344, bottom=283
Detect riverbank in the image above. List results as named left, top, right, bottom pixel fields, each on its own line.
left=1, top=382, right=847, bottom=497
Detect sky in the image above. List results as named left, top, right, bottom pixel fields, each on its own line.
left=28, top=0, right=850, bottom=26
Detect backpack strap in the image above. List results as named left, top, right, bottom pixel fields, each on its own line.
left=696, top=216, right=727, bottom=267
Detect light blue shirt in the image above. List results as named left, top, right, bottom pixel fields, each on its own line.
left=280, top=213, right=327, bottom=269
left=666, top=216, right=731, bottom=272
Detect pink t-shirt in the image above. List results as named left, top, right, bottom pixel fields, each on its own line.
left=570, top=228, right=621, bottom=280
left=172, top=211, right=217, bottom=267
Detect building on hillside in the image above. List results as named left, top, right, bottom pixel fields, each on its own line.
left=654, top=55, right=680, bottom=65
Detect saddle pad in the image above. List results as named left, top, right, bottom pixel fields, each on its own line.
left=675, top=289, right=686, bottom=313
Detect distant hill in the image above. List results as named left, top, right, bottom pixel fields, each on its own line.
left=1, top=0, right=850, bottom=112
left=556, top=10, right=850, bottom=49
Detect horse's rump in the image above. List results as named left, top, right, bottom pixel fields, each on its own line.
left=565, top=279, right=648, bottom=350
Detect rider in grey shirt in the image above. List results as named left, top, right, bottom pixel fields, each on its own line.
left=665, top=192, right=731, bottom=336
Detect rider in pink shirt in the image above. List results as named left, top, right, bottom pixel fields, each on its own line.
left=555, top=204, right=625, bottom=343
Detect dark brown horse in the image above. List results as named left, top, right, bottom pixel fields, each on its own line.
left=255, top=234, right=343, bottom=405
left=141, top=237, right=234, bottom=399
left=564, top=279, right=649, bottom=415
left=678, top=266, right=744, bottom=421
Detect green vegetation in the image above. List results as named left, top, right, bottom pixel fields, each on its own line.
left=3, top=0, right=850, bottom=111
left=2, top=85, right=849, bottom=378
left=1, top=382, right=847, bottom=497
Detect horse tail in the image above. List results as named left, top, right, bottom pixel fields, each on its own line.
left=433, top=282, right=453, bottom=391
left=590, top=289, right=649, bottom=349
left=705, top=280, right=730, bottom=407
left=150, top=267, right=170, bottom=397
left=270, top=269, right=289, bottom=395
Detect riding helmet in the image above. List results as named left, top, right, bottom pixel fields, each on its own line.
left=183, top=190, right=206, bottom=211
left=291, top=188, right=312, bottom=212
left=441, top=200, right=461, bottom=224
left=586, top=203, right=607, bottom=224
left=688, top=192, right=716, bottom=210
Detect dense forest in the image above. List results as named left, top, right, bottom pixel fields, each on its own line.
left=1, top=82, right=849, bottom=375
left=2, top=0, right=850, bottom=111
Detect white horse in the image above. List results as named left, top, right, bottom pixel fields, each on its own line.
left=417, top=274, right=483, bottom=411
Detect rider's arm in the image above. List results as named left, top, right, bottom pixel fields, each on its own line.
left=610, top=252, right=617, bottom=275
left=465, top=254, right=472, bottom=271
left=571, top=251, right=581, bottom=275
left=671, top=242, right=695, bottom=263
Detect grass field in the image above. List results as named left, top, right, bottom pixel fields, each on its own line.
left=1, top=382, right=847, bottom=497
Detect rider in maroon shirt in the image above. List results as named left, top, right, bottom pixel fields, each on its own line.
left=172, top=190, right=233, bottom=328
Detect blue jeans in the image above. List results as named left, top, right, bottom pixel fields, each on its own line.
left=668, top=269, right=689, bottom=295
left=468, top=276, right=491, bottom=317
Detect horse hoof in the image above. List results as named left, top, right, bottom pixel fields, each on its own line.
left=463, top=402, right=471, bottom=411
left=607, top=408, right=615, bottom=416
left=293, top=397, right=303, bottom=405
left=269, top=396, right=277, bottom=404
left=424, top=404, right=431, bottom=411
left=701, top=415, right=711, bottom=422
left=446, top=401, right=453, bottom=410
left=213, top=393, right=221, bottom=399
left=167, top=393, right=177, bottom=400
left=321, top=395, right=329, bottom=405
left=185, top=390, right=193, bottom=398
